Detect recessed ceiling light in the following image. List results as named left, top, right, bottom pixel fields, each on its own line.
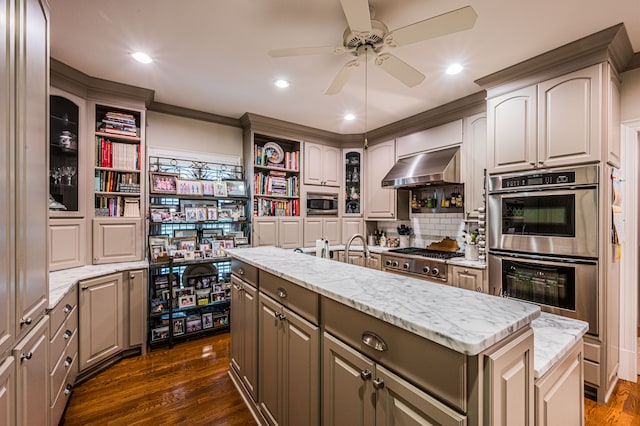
left=446, top=63, right=464, bottom=75
left=131, top=52, right=152, bottom=64
left=344, top=113, right=356, bottom=121
left=274, top=79, right=290, bottom=88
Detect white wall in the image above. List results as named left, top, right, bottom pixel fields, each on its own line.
left=146, top=111, right=243, bottom=161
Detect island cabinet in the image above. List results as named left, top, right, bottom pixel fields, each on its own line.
left=230, top=270, right=259, bottom=401
left=0, top=356, right=14, bottom=425
left=257, top=271, right=319, bottom=426
left=487, top=63, right=619, bottom=174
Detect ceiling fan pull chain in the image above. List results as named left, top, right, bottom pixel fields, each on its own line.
left=364, top=45, right=368, bottom=150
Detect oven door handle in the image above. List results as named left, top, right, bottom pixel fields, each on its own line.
left=489, top=250, right=597, bottom=266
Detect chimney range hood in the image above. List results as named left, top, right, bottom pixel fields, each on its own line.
left=381, top=146, right=461, bottom=189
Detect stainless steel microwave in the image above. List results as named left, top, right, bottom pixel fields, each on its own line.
left=307, top=193, right=338, bottom=215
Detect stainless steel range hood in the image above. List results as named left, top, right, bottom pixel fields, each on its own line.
left=381, top=146, right=461, bottom=188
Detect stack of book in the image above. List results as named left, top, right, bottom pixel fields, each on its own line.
left=98, top=111, right=138, bottom=137
left=254, top=171, right=299, bottom=197
left=96, top=137, right=141, bottom=170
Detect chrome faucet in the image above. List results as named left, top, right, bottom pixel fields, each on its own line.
left=345, top=233, right=370, bottom=266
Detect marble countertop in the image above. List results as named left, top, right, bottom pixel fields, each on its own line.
left=49, top=261, right=149, bottom=309
left=228, top=246, right=540, bottom=355
left=531, top=312, right=588, bottom=378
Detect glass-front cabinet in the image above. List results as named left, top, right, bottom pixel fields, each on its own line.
left=49, top=92, right=83, bottom=215
left=343, top=149, right=362, bottom=215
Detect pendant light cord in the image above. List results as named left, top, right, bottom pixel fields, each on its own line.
left=364, top=46, right=369, bottom=150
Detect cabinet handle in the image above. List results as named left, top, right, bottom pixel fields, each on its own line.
left=360, top=369, right=372, bottom=381
left=19, top=317, right=32, bottom=326
left=63, top=330, right=72, bottom=340
left=277, top=287, right=287, bottom=299
left=476, top=287, right=483, bottom=292
left=233, top=284, right=243, bottom=291
left=361, top=331, right=388, bottom=352
left=238, top=268, right=244, bottom=275
left=464, top=269, right=469, bottom=273
left=64, top=385, right=72, bottom=396
left=20, top=352, right=32, bottom=362
left=81, top=286, right=89, bottom=291
left=63, top=304, right=72, bottom=314
left=372, top=378, right=385, bottom=390
left=529, top=161, right=536, bottom=166
left=64, top=356, right=73, bottom=368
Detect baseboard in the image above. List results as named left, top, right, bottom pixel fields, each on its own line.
left=228, top=366, right=266, bottom=426
left=619, top=346, right=639, bottom=382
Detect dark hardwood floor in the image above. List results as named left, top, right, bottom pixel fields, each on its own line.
left=64, top=333, right=639, bottom=425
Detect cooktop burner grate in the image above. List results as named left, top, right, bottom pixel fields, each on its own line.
left=387, top=247, right=465, bottom=260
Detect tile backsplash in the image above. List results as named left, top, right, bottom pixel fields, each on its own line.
left=374, top=212, right=467, bottom=249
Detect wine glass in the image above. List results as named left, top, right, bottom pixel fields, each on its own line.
left=50, top=168, right=61, bottom=185
left=63, top=166, right=76, bottom=185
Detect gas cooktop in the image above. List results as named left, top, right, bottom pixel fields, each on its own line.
left=387, top=247, right=465, bottom=260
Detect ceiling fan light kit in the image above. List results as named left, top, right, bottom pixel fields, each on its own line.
left=268, top=0, right=477, bottom=94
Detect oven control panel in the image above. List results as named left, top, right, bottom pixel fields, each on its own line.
left=502, top=171, right=575, bottom=188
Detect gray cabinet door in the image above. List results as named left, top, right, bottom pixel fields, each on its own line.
left=283, top=307, right=319, bottom=426
left=375, top=364, right=466, bottom=426
left=14, top=0, right=49, bottom=340
left=0, top=356, right=15, bottom=426
left=231, top=276, right=258, bottom=401
left=127, top=270, right=146, bottom=348
left=323, top=332, right=375, bottom=426
left=258, top=292, right=283, bottom=426
left=79, top=273, right=123, bottom=371
left=13, top=316, right=48, bottom=426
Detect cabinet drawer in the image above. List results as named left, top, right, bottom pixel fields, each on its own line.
left=259, top=270, right=319, bottom=325
left=583, top=340, right=600, bottom=363
left=50, top=380, right=74, bottom=426
left=50, top=331, right=78, bottom=405
left=232, top=259, right=258, bottom=287
left=322, top=297, right=467, bottom=412
left=49, top=306, right=78, bottom=370
left=584, top=359, right=600, bottom=386
left=49, top=285, right=78, bottom=338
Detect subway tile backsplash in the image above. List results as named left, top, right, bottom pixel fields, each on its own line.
left=374, top=212, right=466, bottom=249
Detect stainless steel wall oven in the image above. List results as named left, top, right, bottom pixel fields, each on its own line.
left=488, top=165, right=599, bottom=335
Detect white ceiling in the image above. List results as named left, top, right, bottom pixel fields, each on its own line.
left=50, top=0, right=640, bottom=134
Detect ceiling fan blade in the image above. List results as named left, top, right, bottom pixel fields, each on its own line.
left=325, top=59, right=360, bottom=95
left=375, top=53, right=425, bottom=87
left=385, top=6, right=477, bottom=47
left=340, top=0, right=372, bottom=34
left=268, top=45, right=347, bottom=57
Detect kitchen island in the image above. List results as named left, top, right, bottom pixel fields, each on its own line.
left=228, top=246, right=585, bottom=425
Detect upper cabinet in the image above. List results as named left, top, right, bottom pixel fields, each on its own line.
left=488, top=64, right=618, bottom=174
left=343, top=149, right=363, bottom=216
left=304, top=142, right=340, bottom=187
left=461, top=113, right=487, bottom=216
left=364, top=140, right=409, bottom=221
left=395, top=120, right=463, bottom=159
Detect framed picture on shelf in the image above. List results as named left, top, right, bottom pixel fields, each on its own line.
left=217, top=208, right=233, bottom=221
left=150, top=208, right=171, bottom=222
left=173, top=286, right=194, bottom=298
left=196, top=207, right=207, bottom=221
left=173, top=229, right=197, bottom=238
left=184, top=207, right=198, bottom=221
left=204, top=250, right=214, bottom=259
left=173, top=237, right=196, bottom=252
left=151, top=326, right=169, bottom=342
left=213, top=181, right=228, bottom=197
left=202, top=312, right=214, bottom=329
left=196, top=290, right=210, bottom=306
left=225, top=180, right=246, bottom=197
left=150, top=245, right=166, bottom=262
left=149, top=235, right=170, bottom=248
left=171, top=250, right=186, bottom=261
left=206, top=207, right=217, bottom=221
left=177, top=179, right=203, bottom=196
left=202, top=181, right=215, bottom=196
left=150, top=172, right=178, bottom=194
left=199, top=243, right=211, bottom=252
left=212, top=241, right=226, bottom=257
left=234, top=236, right=249, bottom=246
left=186, top=316, right=202, bottom=333
left=150, top=299, right=167, bottom=313
left=184, top=251, right=195, bottom=261
left=173, top=318, right=185, bottom=336
left=178, top=294, right=196, bottom=308
left=202, top=228, right=224, bottom=238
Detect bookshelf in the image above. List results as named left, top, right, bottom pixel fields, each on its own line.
left=252, top=134, right=301, bottom=217
left=93, top=104, right=143, bottom=218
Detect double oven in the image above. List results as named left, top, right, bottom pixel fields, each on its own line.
left=488, top=165, right=599, bottom=335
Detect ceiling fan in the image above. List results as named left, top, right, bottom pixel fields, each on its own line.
left=268, top=0, right=477, bottom=95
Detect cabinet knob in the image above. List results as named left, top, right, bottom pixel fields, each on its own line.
left=130, top=274, right=135, bottom=280
left=64, top=330, right=72, bottom=340
left=19, top=317, right=32, bottom=326
left=464, top=269, right=469, bottom=273
left=64, top=356, right=73, bottom=368
left=360, top=369, right=372, bottom=381
left=277, top=287, right=287, bottom=299
left=63, top=304, right=72, bottom=314
left=20, top=352, right=32, bottom=362
left=529, top=161, right=536, bottom=166
left=64, top=385, right=72, bottom=396
left=238, top=268, right=244, bottom=275
left=372, top=378, right=385, bottom=390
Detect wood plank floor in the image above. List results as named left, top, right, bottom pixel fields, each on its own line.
left=64, top=333, right=639, bottom=425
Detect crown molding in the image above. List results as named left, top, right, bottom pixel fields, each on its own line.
left=240, top=113, right=343, bottom=146
left=626, top=52, right=640, bottom=71
left=475, top=23, right=633, bottom=98
left=148, top=102, right=242, bottom=128
left=50, top=58, right=155, bottom=107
